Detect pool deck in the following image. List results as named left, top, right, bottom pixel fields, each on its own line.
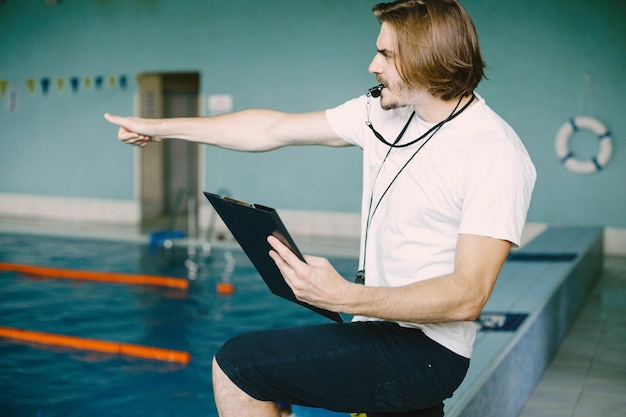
left=1, top=218, right=619, bottom=417
left=444, top=226, right=604, bottom=417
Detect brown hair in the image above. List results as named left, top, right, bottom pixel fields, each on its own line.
left=372, top=0, right=486, bottom=100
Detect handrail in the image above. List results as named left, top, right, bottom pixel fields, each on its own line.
left=202, top=187, right=231, bottom=257
left=168, top=187, right=190, bottom=234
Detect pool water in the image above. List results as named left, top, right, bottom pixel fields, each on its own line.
left=0, top=233, right=357, bottom=417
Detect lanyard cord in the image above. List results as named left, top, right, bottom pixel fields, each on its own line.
left=356, top=94, right=475, bottom=284
left=366, top=95, right=473, bottom=148
left=368, top=111, right=433, bottom=148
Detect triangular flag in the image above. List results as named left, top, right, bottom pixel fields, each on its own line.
left=41, top=78, right=51, bottom=95
left=56, top=78, right=65, bottom=93
left=0, top=79, right=7, bottom=97
left=27, top=79, right=36, bottom=95
left=70, top=76, right=80, bottom=94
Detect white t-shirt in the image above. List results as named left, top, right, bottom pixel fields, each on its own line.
left=325, top=94, right=536, bottom=358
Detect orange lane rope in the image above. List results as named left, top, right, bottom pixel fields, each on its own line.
left=0, top=327, right=191, bottom=364
left=0, top=262, right=188, bottom=289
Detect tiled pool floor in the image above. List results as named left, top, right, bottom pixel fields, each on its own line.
left=516, top=255, right=626, bottom=417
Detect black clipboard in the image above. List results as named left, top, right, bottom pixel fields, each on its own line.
left=204, top=192, right=343, bottom=323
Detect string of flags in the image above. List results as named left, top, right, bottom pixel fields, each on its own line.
left=0, top=74, right=130, bottom=98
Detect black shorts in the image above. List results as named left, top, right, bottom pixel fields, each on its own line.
left=215, top=321, right=469, bottom=417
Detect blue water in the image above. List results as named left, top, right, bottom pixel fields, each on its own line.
left=0, top=233, right=357, bottom=417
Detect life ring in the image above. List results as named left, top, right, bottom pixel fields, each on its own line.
left=555, top=116, right=612, bottom=174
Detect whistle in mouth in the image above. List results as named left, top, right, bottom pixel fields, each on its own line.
left=368, top=84, right=385, bottom=98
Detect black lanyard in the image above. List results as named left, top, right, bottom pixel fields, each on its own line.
left=356, top=94, right=475, bottom=285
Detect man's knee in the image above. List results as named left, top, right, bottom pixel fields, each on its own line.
left=212, top=356, right=230, bottom=396
left=212, top=355, right=280, bottom=417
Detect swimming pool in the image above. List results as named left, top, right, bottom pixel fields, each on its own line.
left=0, top=232, right=357, bottom=417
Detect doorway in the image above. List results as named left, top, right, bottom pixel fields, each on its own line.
left=136, top=72, right=201, bottom=233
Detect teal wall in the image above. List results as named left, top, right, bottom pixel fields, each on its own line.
left=1, top=0, right=624, bottom=227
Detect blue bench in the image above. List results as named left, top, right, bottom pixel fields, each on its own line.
left=294, top=226, right=603, bottom=417
left=444, top=226, right=604, bottom=417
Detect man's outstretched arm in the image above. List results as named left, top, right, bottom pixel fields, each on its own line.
left=104, top=110, right=349, bottom=151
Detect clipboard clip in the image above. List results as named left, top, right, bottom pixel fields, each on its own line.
left=224, top=197, right=253, bottom=207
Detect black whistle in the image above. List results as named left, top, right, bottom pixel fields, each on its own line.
left=368, top=84, right=385, bottom=98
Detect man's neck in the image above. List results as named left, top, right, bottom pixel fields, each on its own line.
left=411, top=92, right=475, bottom=123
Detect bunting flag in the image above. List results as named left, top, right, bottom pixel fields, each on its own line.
left=26, top=78, right=36, bottom=95
left=70, top=76, right=80, bottom=94
left=0, top=74, right=130, bottom=100
left=56, top=78, right=65, bottom=93
left=40, top=77, right=51, bottom=95
left=95, top=75, right=104, bottom=90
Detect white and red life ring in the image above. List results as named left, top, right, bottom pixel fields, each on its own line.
left=555, top=116, right=612, bottom=174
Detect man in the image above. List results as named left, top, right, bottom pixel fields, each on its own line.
left=105, top=1, right=536, bottom=416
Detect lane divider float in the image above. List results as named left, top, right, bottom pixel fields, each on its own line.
left=0, top=326, right=190, bottom=364
left=0, top=262, right=188, bottom=289
left=216, top=281, right=235, bottom=295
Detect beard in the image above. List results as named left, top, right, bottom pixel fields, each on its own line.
left=380, top=96, right=402, bottom=111
left=378, top=78, right=413, bottom=110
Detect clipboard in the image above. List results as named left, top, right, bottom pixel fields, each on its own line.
left=203, top=192, right=343, bottom=323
